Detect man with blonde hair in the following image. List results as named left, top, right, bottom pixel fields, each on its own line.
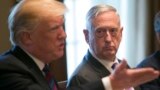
left=0, top=0, right=67, bottom=90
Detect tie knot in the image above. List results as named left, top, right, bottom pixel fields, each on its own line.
left=43, top=64, right=50, bottom=74
left=111, top=62, right=118, bottom=70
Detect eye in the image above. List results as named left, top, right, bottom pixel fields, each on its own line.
left=50, top=24, right=63, bottom=32
left=95, top=28, right=106, bottom=38
left=110, top=28, right=118, bottom=33
left=96, top=29, right=102, bottom=34
left=51, top=25, right=60, bottom=30
left=96, top=29, right=105, bottom=33
left=109, top=28, right=118, bottom=36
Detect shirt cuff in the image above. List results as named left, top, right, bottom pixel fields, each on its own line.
left=102, top=77, right=112, bottom=90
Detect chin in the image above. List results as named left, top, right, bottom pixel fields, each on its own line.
left=104, top=51, right=114, bottom=55
left=57, top=52, right=64, bottom=58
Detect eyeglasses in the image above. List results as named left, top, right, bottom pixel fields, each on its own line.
left=95, top=28, right=119, bottom=38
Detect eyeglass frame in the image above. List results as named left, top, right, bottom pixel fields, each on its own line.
left=94, top=27, right=121, bottom=38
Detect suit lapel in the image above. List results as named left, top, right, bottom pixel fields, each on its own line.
left=84, top=51, right=111, bottom=78
left=10, top=46, right=49, bottom=89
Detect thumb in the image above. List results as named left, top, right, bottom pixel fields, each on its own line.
left=114, top=60, right=128, bottom=73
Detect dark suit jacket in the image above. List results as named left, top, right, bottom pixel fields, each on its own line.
left=67, top=50, right=140, bottom=90
left=137, top=50, right=160, bottom=90
left=0, top=46, right=52, bottom=90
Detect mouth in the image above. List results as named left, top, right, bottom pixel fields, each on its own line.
left=59, top=43, right=65, bottom=49
left=104, top=46, right=113, bottom=49
left=104, top=46, right=115, bottom=51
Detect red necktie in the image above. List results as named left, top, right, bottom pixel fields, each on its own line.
left=43, top=65, right=58, bottom=90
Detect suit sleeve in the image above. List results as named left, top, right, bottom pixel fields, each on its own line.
left=0, top=61, right=48, bottom=90
left=0, top=71, right=45, bottom=90
left=138, top=78, right=160, bottom=90
left=67, top=75, right=105, bottom=90
left=137, top=56, right=160, bottom=90
left=67, top=80, right=104, bottom=90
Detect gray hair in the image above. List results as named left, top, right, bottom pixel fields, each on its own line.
left=86, top=4, right=119, bottom=31
left=8, top=0, right=67, bottom=46
left=154, top=11, right=160, bottom=32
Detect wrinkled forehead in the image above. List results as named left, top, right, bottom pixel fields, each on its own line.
left=94, top=11, right=120, bottom=20
left=92, top=11, right=121, bottom=27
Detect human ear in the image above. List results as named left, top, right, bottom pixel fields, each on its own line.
left=19, top=31, right=32, bottom=46
left=83, top=29, right=89, bottom=44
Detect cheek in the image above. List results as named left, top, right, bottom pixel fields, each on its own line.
left=46, top=37, right=57, bottom=47
left=39, top=35, right=57, bottom=48
left=92, top=39, right=103, bottom=51
left=113, top=37, right=121, bottom=47
left=96, top=40, right=103, bottom=47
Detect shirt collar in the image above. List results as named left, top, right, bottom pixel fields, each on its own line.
left=89, top=48, right=119, bottom=72
left=21, top=48, right=45, bottom=71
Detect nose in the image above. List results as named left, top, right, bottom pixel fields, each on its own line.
left=59, top=26, right=67, bottom=39
left=105, top=31, right=112, bottom=42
